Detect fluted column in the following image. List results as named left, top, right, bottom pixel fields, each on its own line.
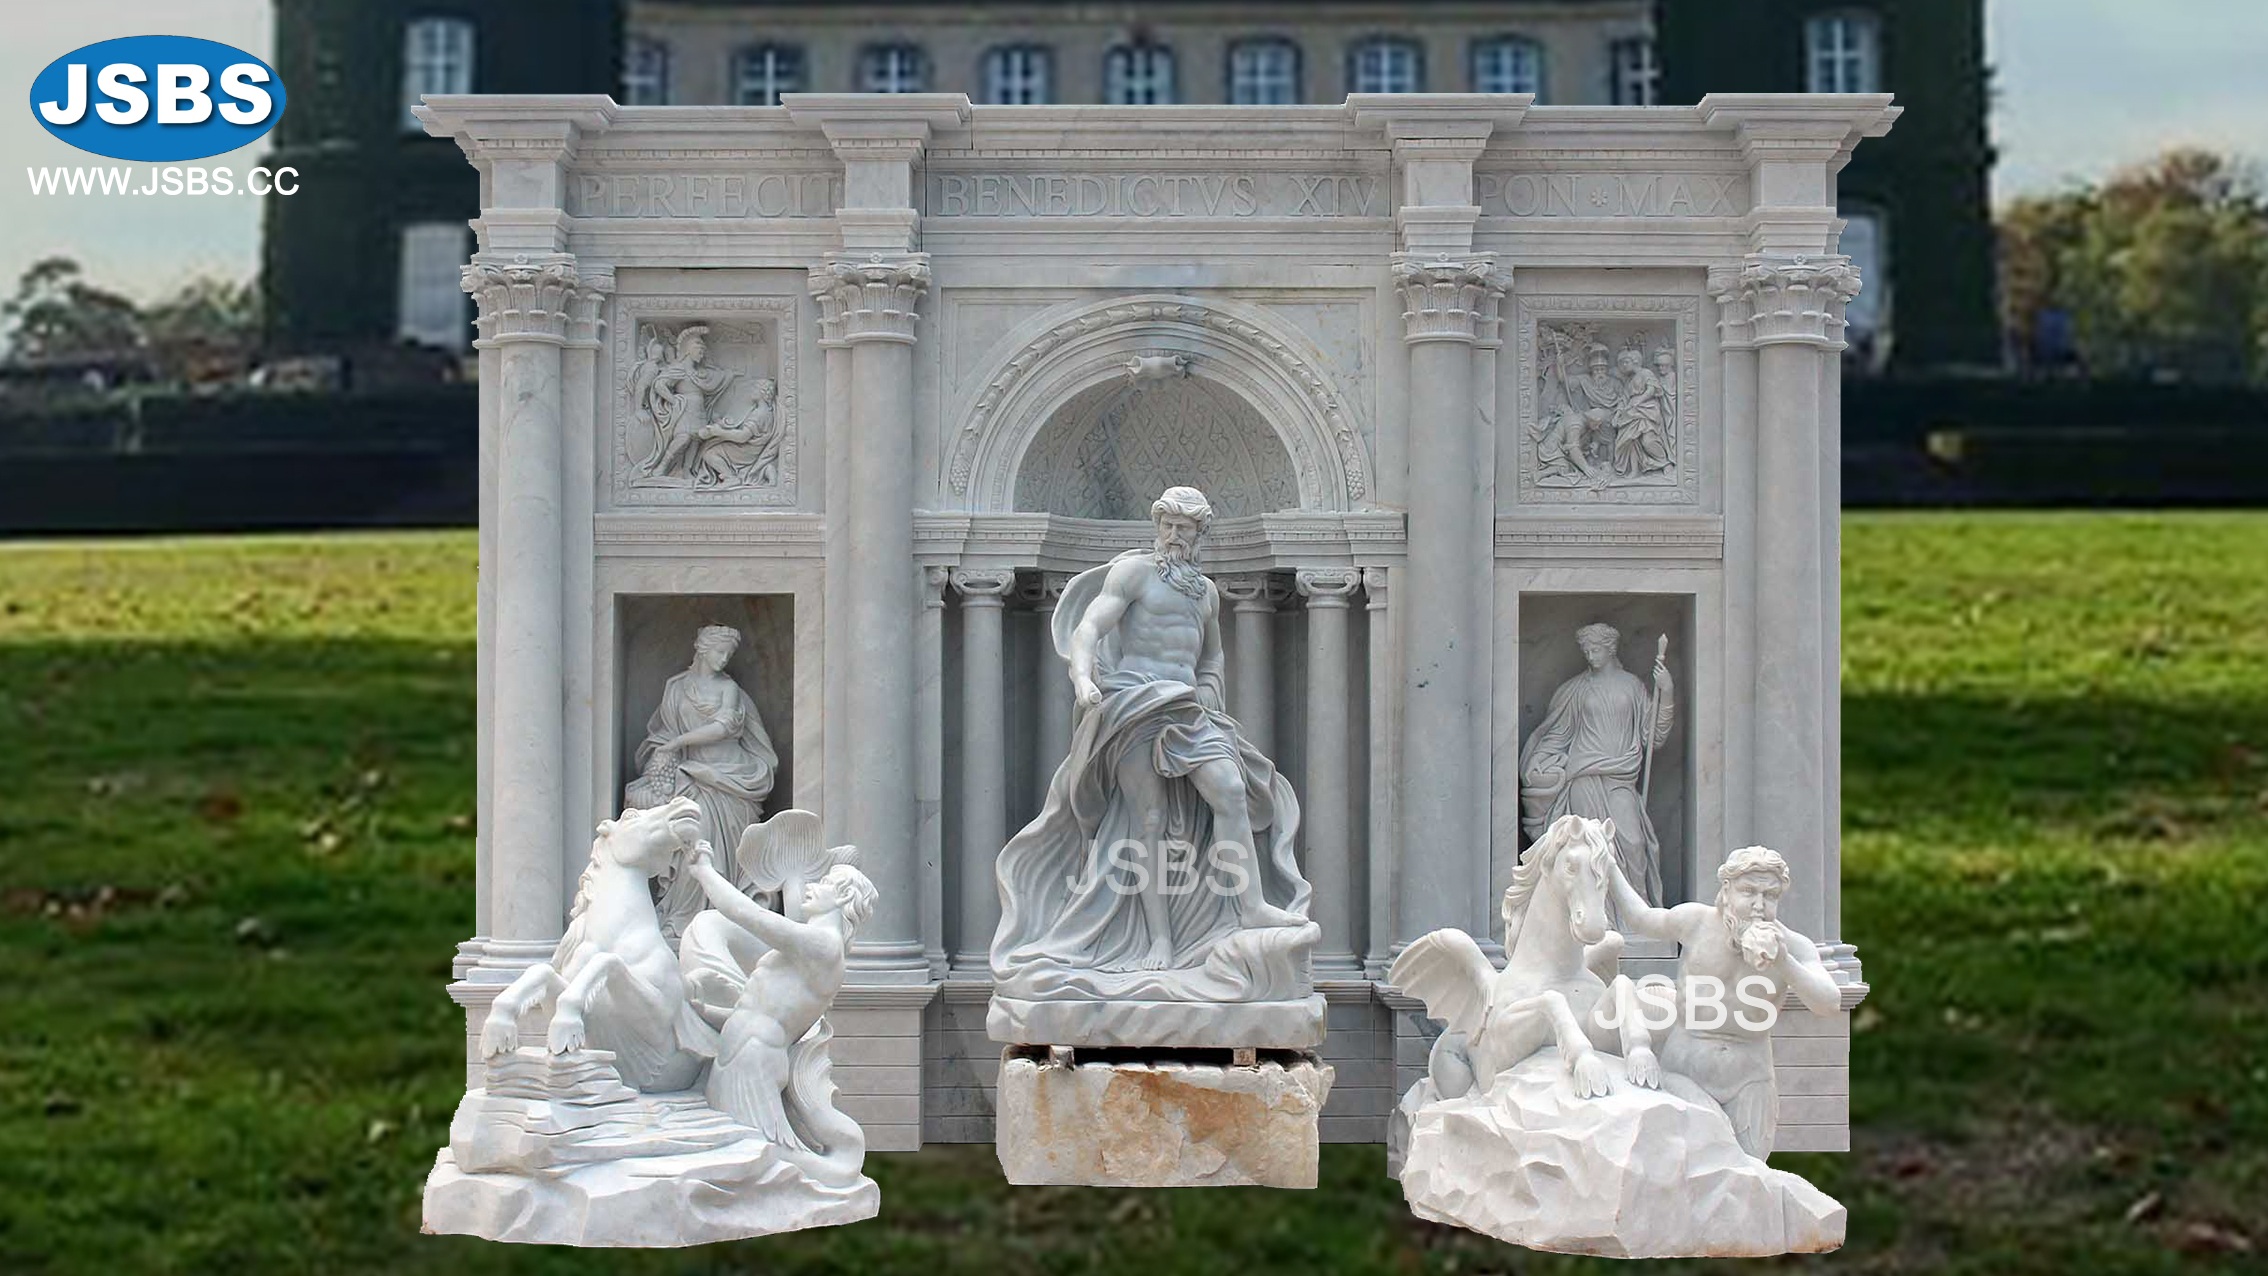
left=1393, top=255, right=1507, bottom=945
left=1297, top=568, right=1362, bottom=973
left=820, top=252, right=933, bottom=981
left=1741, top=253, right=1860, bottom=941
left=463, top=255, right=590, bottom=951
left=1711, top=265, right=1761, bottom=855
left=916, top=566, right=948, bottom=977
left=1362, top=567, right=1395, bottom=977
left=1217, top=573, right=1288, bottom=757
left=950, top=567, right=1016, bottom=974
left=1028, top=572, right=1075, bottom=795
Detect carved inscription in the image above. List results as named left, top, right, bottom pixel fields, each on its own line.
left=571, top=172, right=842, bottom=219
left=928, top=172, right=1383, bottom=218
left=1476, top=172, right=1746, bottom=218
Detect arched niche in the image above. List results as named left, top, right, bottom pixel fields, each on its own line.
left=943, top=295, right=1373, bottom=514
left=1015, top=375, right=1299, bottom=520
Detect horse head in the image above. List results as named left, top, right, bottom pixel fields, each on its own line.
left=597, top=794, right=703, bottom=878
left=1505, top=814, right=1617, bottom=952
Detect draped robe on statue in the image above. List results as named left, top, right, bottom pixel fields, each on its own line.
left=632, top=671, right=778, bottom=940
left=1518, top=666, right=1668, bottom=905
left=990, top=551, right=1315, bottom=1003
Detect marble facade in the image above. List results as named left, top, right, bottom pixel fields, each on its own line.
left=419, top=91, right=1881, bottom=1156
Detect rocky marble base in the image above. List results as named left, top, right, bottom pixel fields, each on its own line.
left=995, top=1048, right=1333, bottom=1188
left=422, top=1048, right=878, bottom=1247
left=1398, top=1049, right=1845, bottom=1258
left=987, top=993, right=1326, bottom=1049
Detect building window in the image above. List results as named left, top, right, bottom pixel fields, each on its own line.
left=1839, top=207, right=1890, bottom=367
left=401, top=16, right=474, bottom=130
left=733, top=44, right=803, bottom=106
left=1228, top=38, right=1300, bottom=105
left=1105, top=42, right=1176, bottom=105
left=1349, top=38, right=1422, bottom=94
left=860, top=43, right=925, bottom=94
left=397, top=222, right=470, bottom=351
left=1610, top=37, right=1658, bottom=105
left=622, top=37, right=670, bottom=105
left=984, top=45, right=1051, bottom=104
left=1471, top=37, right=1542, bottom=96
left=1805, top=13, right=1879, bottom=94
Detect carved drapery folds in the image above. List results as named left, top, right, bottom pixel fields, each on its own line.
left=464, top=255, right=605, bottom=345
left=818, top=253, right=933, bottom=345
left=1391, top=254, right=1509, bottom=345
left=1734, top=254, right=1863, bottom=348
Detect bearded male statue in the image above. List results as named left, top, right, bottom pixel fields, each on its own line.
left=989, top=486, right=1318, bottom=1039
left=1606, top=846, right=1844, bottom=1157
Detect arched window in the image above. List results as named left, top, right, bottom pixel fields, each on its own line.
left=860, top=43, right=926, bottom=94
left=1609, top=37, right=1658, bottom=106
left=1348, top=38, right=1422, bottom=95
left=733, top=44, right=804, bottom=106
left=401, top=16, right=474, bottom=130
left=622, top=37, right=671, bottom=106
left=984, top=45, right=1051, bottom=105
left=1471, top=36, right=1543, bottom=97
left=1105, top=42, right=1176, bottom=105
left=1227, top=38, right=1301, bottom=105
left=1805, top=13, right=1880, bottom=94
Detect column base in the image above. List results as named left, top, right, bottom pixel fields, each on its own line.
left=994, top=1046, right=1332, bottom=1188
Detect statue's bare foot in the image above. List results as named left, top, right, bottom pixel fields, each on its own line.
left=1133, top=937, right=1175, bottom=970
left=1239, top=900, right=1306, bottom=930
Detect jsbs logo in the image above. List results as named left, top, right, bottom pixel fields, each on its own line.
left=31, top=35, right=285, bottom=162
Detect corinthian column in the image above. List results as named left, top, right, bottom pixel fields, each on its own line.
left=1392, top=254, right=1507, bottom=944
left=1740, top=253, right=1861, bottom=941
left=1296, top=568, right=1362, bottom=973
left=1217, top=573, right=1288, bottom=757
left=462, top=255, right=591, bottom=958
left=820, top=252, right=933, bottom=981
left=950, top=566, right=1016, bottom=974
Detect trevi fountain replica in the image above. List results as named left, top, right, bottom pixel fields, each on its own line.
left=414, top=89, right=1883, bottom=1253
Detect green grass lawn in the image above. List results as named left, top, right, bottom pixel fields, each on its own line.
left=2, top=515, right=2263, bottom=1274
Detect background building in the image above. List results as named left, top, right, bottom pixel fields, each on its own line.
left=260, top=0, right=621, bottom=373
left=1657, top=0, right=1999, bottom=372
left=261, top=0, right=1992, bottom=377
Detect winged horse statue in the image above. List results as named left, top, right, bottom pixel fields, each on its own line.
left=1390, top=813, right=1661, bottom=1101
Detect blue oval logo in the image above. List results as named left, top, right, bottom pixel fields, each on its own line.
left=30, top=35, right=285, bottom=162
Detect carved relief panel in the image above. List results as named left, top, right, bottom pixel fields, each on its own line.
left=610, top=296, right=799, bottom=507
left=1512, top=296, right=1701, bottom=507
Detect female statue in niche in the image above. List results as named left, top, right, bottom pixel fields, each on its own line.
left=628, top=623, right=779, bottom=941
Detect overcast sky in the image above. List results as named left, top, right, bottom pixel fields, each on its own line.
left=5, top=0, right=2267, bottom=304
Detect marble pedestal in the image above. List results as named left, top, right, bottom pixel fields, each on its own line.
left=995, top=1048, right=1333, bottom=1188
left=987, top=994, right=1326, bottom=1051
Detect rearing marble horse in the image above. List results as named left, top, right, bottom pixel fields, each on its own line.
left=1391, top=813, right=1660, bottom=1100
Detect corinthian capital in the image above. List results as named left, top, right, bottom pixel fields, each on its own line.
left=1735, top=254, right=1863, bottom=348
left=819, top=252, right=932, bottom=345
left=462, top=255, right=588, bottom=345
left=1391, top=253, right=1509, bottom=344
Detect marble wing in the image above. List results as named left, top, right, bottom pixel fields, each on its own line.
left=1389, top=928, right=1497, bottom=1042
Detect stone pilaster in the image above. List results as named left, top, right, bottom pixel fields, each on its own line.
left=916, top=565, right=948, bottom=978
left=819, top=251, right=933, bottom=981
left=949, top=566, right=1017, bottom=975
left=1295, top=568, right=1363, bottom=973
left=1362, top=567, right=1395, bottom=978
left=1217, top=572, right=1289, bottom=757
left=1392, top=253, right=1508, bottom=946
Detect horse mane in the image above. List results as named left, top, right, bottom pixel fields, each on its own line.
left=1502, top=815, right=1610, bottom=953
